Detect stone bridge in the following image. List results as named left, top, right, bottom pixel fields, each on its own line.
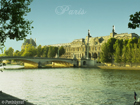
left=0, top=56, right=79, bottom=68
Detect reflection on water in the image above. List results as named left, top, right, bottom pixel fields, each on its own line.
left=0, top=68, right=140, bottom=105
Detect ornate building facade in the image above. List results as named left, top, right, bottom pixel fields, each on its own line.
left=46, top=26, right=139, bottom=59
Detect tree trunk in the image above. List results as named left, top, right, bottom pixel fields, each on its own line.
left=111, top=55, right=113, bottom=66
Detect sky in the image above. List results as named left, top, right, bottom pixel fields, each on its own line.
left=3, top=0, right=140, bottom=52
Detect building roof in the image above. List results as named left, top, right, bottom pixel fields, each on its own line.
left=22, top=38, right=37, bottom=46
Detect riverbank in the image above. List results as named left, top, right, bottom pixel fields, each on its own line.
left=0, top=91, right=34, bottom=105
left=3, top=63, right=140, bottom=70
left=98, top=66, right=140, bottom=70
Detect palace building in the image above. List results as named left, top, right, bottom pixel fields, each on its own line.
left=46, top=26, right=139, bottom=59
left=21, top=38, right=37, bottom=50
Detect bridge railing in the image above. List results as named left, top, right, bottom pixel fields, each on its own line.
left=0, top=56, right=75, bottom=60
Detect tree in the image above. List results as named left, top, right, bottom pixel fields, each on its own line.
left=5, top=47, right=14, bottom=56
left=20, top=49, right=25, bottom=56
left=114, top=45, right=121, bottom=63
left=126, top=43, right=132, bottom=66
left=121, top=45, right=127, bottom=66
left=113, top=39, right=123, bottom=55
left=132, top=37, right=138, bottom=44
left=3, top=47, right=6, bottom=54
left=136, top=46, right=140, bottom=64
left=36, top=45, right=42, bottom=57
left=127, top=37, right=138, bottom=48
left=13, top=50, right=20, bottom=56
left=0, top=53, right=7, bottom=56
left=123, top=39, right=128, bottom=46
left=52, top=47, right=58, bottom=57
left=47, top=46, right=53, bottom=58
left=42, top=46, right=49, bottom=57
left=47, top=46, right=57, bottom=58
left=128, top=11, right=140, bottom=29
left=0, top=0, right=33, bottom=46
left=138, top=38, right=140, bottom=48
left=106, top=38, right=117, bottom=63
left=22, top=43, right=36, bottom=57
left=59, top=46, right=65, bottom=56
left=131, top=44, right=138, bottom=64
left=106, top=38, right=117, bottom=55
left=100, top=43, right=110, bottom=63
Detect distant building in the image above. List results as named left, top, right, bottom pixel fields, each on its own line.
left=45, top=26, right=140, bottom=59
left=21, top=38, right=37, bottom=50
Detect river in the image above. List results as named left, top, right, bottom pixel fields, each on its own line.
left=0, top=68, right=139, bottom=105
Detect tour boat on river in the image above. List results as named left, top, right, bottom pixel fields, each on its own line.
left=0, top=63, right=24, bottom=71
left=134, top=92, right=140, bottom=105
left=134, top=100, right=140, bottom=105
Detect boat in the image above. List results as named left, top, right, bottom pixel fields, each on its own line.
left=0, top=63, right=5, bottom=72
left=134, top=101, right=140, bottom=105
left=134, top=98, right=140, bottom=105
left=0, top=63, right=24, bottom=71
left=4, top=65, right=24, bottom=69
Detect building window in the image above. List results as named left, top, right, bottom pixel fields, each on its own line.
left=83, top=61, right=86, bottom=65
left=95, top=47, right=97, bottom=51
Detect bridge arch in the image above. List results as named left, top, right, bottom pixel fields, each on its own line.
left=83, top=61, right=86, bottom=65
left=0, top=56, right=78, bottom=68
left=93, top=52, right=97, bottom=59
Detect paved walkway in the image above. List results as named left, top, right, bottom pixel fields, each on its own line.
left=0, top=91, right=35, bottom=105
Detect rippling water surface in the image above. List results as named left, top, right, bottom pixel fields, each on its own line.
left=0, top=68, right=140, bottom=105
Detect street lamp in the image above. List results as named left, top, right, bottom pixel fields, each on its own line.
left=87, top=29, right=91, bottom=59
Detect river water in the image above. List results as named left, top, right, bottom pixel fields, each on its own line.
left=0, top=68, right=140, bottom=105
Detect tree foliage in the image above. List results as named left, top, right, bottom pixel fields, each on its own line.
left=13, top=50, right=20, bottom=56
left=128, top=11, right=140, bottom=29
left=36, top=45, right=42, bottom=57
left=113, top=39, right=123, bottom=55
left=47, top=46, right=53, bottom=58
left=3, top=44, right=65, bottom=58
left=5, top=47, right=14, bottom=56
left=0, top=53, right=7, bottom=56
left=22, top=43, right=36, bottom=57
left=101, top=37, right=140, bottom=66
left=121, top=45, right=127, bottom=65
left=106, top=38, right=117, bottom=55
left=100, top=43, right=110, bottom=63
left=59, top=46, right=65, bottom=56
left=42, top=46, right=49, bottom=57
left=131, top=43, right=138, bottom=63
left=126, top=44, right=132, bottom=66
left=52, top=47, right=58, bottom=57
left=0, top=0, right=33, bottom=46
left=114, top=45, right=121, bottom=63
